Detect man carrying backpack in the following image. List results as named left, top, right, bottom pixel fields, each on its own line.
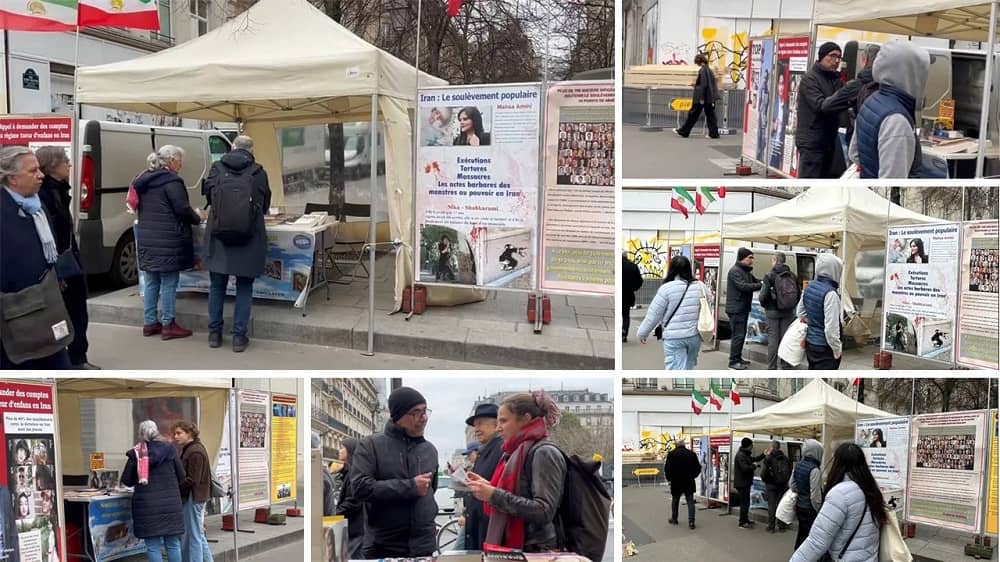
left=759, top=252, right=801, bottom=370
left=203, top=135, right=271, bottom=352
left=760, top=441, right=791, bottom=533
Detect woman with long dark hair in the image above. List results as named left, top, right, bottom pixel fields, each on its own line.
left=336, top=438, right=365, bottom=560
left=453, top=107, right=491, bottom=146
left=870, top=428, right=886, bottom=448
left=791, top=442, right=886, bottom=562
left=636, top=255, right=704, bottom=369
left=906, top=238, right=928, bottom=264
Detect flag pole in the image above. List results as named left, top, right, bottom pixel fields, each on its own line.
left=72, top=24, right=82, bottom=236
left=3, top=30, right=10, bottom=113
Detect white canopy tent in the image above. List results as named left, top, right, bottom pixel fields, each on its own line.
left=732, top=378, right=896, bottom=465
left=75, top=0, right=454, bottom=308
left=813, top=0, right=1000, bottom=176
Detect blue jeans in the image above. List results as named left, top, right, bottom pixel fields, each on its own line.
left=671, top=491, right=695, bottom=523
left=144, top=535, right=181, bottom=562
left=208, top=272, right=254, bottom=337
left=144, top=271, right=180, bottom=325
left=181, top=497, right=214, bottom=562
left=663, top=335, right=702, bottom=370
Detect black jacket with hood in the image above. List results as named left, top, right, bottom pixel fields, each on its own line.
left=122, top=439, right=186, bottom=538
left=352, top=420, right=439, bottom=557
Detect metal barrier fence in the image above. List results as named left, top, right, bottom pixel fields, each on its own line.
left=623, top=87, right=746, bottom=135
left=635, top=276, right=661, bottom=307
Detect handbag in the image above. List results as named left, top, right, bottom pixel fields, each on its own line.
left=125, top=171, right=142, bottom=212
left=697, top=283, right=714, bottom=342
left=776, top=488, right=797, bottom=525
left=879, top=509, right=913, bottom=562
left=55, top=249, right=84, bottom=280
left=0, top=269, right=74, bottom=363
left=778, top=318, right=808, bottom=366
left=210, top=475, right=226, bottom=498
left=654, top=280, right=691, bottom=340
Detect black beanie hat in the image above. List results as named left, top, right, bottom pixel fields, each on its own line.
left=741, top=437, right=753, bottom=449
left=818, top=41, right=841, bottom=62
left=389, top=387, right=426, bottom=422
left=737, top=247, right=754, bottom=261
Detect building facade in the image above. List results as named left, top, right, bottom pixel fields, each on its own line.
left=463, top=388, right=614, bottom=447
left=312, top=378, right=381, bottom=461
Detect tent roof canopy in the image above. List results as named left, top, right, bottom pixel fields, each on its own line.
left=732, top=379, right=895, bottom=438
left=55, top=378, right=232, bottom=395
left=722, top=186, right=944, bottom=249
left=75, top=0, right=447, bottom=122
left=813, top=1, right=999, bottom=42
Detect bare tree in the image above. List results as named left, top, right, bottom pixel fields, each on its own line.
left=549, top=412, right=613, bottom=464
left=869, top=378, right=996, bottom=415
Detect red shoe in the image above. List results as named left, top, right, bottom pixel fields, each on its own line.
left=143, top=322, right=163, bottom=337
left=161, top=320, right=193, bottom=340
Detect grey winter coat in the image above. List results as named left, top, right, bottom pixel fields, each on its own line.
left=488, top=440, right=567, bottom=552
left=352, top=420, right=439, bottom=557
left=203, top=149, right=271, bottom=279
left=789, top=439, right=824, bottom=512
left=790, top=477, right=880, bottom=562
left=637, top=280, right=703, bottom=340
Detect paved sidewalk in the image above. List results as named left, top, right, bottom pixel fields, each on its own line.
left=88, top=253, right=613, bottom=369
left=624, top=124, right=760, bottom=179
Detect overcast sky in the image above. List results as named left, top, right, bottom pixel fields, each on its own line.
left=398, top=376, right=614, bottom=467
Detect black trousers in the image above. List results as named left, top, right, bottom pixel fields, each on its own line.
left=61, top=273, right=90, bottom=365
left=766, top=315, right=795, bottom=370
left=671, top=490, right=696, bottom=524
left=736, top=484, right=752, bottom=524
left=795, top=505, right=818, bottom=549
left=729, top=312, right=748, bottom=365
left=806, top=343, right=841, bottom=370
left=797, top=147, right=838, bottom=179
left=766, top=485, right=788, bottom=530
left=678, top=102, right=720, bottom=138
left=622, top=301, right=632, bottom=338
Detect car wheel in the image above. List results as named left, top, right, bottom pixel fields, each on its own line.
left=110, top=231, right=138, bottom=288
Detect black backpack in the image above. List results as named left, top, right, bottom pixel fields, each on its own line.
left=528, top=442, right=610, bottom=562
left=210, top=164, right=259, bottom=246
left=774, top=270, right=799, bottom=311
left=766, top=455, right=791, bottom=486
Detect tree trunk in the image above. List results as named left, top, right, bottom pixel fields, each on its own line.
left=323, top=0, right=346, bottom=215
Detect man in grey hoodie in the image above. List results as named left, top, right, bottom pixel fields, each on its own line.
left=850, top=40, right=930, bottom=178
left=797, top=253, right=844, bottom=370
left=789, top=439, right=823, bottom=550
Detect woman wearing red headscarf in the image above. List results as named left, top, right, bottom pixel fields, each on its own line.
left=466, top=391, right=565, bottom=553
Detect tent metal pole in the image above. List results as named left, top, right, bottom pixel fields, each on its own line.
left=976, top=0, right=998, bottom=178
left=229, top=388, right=240, bottom=562
left=408, top=0, right=423, bottom=320
left=365, top=94, right=379, bottom=356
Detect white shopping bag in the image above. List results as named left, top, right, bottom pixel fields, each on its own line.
left=880, top=510, right=913, bottom=562
left=778, top=319, right=807, bottom=366
left=776, top=488, right=797, bottom=525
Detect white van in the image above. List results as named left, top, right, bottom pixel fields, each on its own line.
left=76, top=120, right=232, bottom=286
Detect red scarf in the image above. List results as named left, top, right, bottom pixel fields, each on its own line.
left=484, top=417, right=549, bottom=549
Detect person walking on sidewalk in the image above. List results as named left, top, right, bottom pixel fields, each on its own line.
left=797, top=253, right=844, bottom=369
left=663, top=437, right=701, bottom=529
left=761, top=441, right=791, bottom=533
left=463, top=403, right=503, bottom=551
left=726, top=248, right=762, bottom=370
left=758, top=252, right=800, bottom=370
left=171, top=421, right=214, bottom=562
left=622, top=251, right=644, bottom=343
left=352, top=387, right=439, bottom=559
left=122, top=420, right=186, bottom=562
left=203, top=135, right=271, bottom=353
left=134, top=146, right=205, bottom=340
left=734, top=437, right=764, bottom=529
left=637, top=255, right=704, bottom=370
left=790, top=439, right=824, bottom=550
left=674, top=54, right=720, bottom=139
left=791, top=443, right=885, bottom=562
left=335, top=437, right=365, bottom=560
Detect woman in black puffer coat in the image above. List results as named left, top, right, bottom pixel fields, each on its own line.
left=122, top=420, right=186, bottom=562
left=134, top=145, right=204, bottom=341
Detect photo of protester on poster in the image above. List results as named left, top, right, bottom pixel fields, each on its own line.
left=916, top=434, right=977, bottom=471
left=240, top=412, right=267, bottom=449
left=969, top=248, right=998, bottom=293
left=418, top=105, right=493, bottom=147
left=906, top=238, right=930, bottom=264
left=556, top=122, right=614, bottom=186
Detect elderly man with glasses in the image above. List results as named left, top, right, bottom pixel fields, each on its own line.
left=794, top=41, right=847, bottom=179
left=352, top=386, right=439, bottom=559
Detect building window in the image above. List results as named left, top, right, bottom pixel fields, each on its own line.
left=158, top=0, right=171, bottom=38
left=633, top=378, right=657, bottom=390
left=673, top=379, right=694, bottom=390
left=710, top=378, right=731, bottom=390
left=190, top=0, right=208, bottom=36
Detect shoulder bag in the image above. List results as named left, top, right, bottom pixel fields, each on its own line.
left=0, top=268, right=74, bottom=363
left=880, top=509, right=913, bottom=562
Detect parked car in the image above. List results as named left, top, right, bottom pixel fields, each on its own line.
left=434, top=475, right=455, bottom=514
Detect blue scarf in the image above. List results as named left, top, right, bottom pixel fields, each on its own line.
left=4, top=187, right=58, bottom=264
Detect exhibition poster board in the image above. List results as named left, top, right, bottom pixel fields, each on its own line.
left=695, top=244, right=721, bottom=336
left=987, top=410, right=998, bottom=535
left=905, top=410, right=988, bottom=533
left=236, top=390, right=270, bottom=510
left=707, top=435, right=731, bottom=503
left=539, top=81, right=615, bottom=294
left=0, top=381, right=60, bottom=562
left=269, top=393, right=297, bottom=504
left=742, top=38, right=774, bottom=166
left=768, top=37, right=809, bottom=177
left=883, top=223, right=961, bottom=363
left=87, top=495, right=145, bottom=562
left=741, top=40, right=763, bottom=163
left=215, top=404, right=234, bottom=514
left=855, top=417, right=911, bottom=515
left=0, top=114, right=72, bottom=151
left=415, top=84, right=542, bottom=289
left=956, top=220, right=999, bottom=369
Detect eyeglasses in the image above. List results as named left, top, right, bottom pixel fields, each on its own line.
left=826, top=53, right=843, bottom=61
left=407, top=408, right=431, bottom=419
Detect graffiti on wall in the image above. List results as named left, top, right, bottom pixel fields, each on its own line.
left=699, top=27, right=750, bottom=87
left=626, top=237, right=669, bottom=279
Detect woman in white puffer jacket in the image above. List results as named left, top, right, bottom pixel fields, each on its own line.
left=790, top=442, right=886, bottom=562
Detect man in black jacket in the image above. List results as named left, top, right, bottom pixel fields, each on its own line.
left=760, top=441, right=790, bottom=533
left=758, top=252, right=800, bottom=370
left=664, top=437, right=701, bottom=529
left=353, top=387, right=439, bottom=558
left=821, top=44, right=880, bottom=154
left=726, top=248, right=762, bottom=370
left=462, top=403, right=503, bottom=550
left=795, top=42, right=846, bottom=179
left=622, top=251, right=644, bottom=343
left=733, top=437, right=764, bottom=529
